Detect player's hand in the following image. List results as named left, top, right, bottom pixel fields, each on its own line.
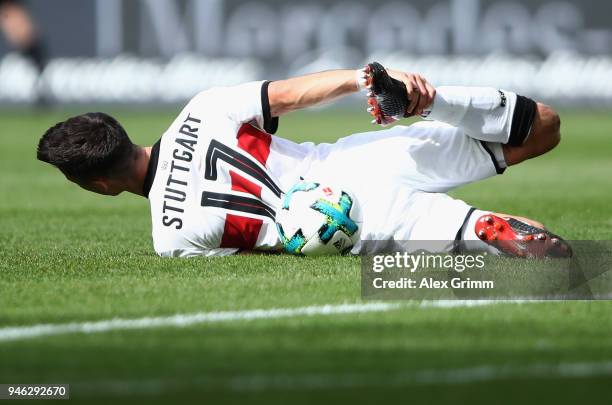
left=387, top=70, right=436, bottom=116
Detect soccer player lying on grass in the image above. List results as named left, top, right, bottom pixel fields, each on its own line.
left=37, top=62, right=571, bottom=258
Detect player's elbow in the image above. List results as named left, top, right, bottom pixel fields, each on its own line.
left=537, top=103, right=561, bottom=151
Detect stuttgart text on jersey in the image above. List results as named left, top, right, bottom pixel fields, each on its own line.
left=162, top=113, right=201, bottom=230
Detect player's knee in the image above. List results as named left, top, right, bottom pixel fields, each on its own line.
left=536, top=103, right=561, bottom=152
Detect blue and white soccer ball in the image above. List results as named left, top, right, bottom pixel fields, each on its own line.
left=276, top=181, right=360, bottom=256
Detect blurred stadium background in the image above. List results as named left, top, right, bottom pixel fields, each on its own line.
left=1, top=0, right=612, bottom=106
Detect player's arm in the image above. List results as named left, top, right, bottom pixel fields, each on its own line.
left=193, top=68, right=425, bottom=141
left=268, top=68, right=436, bottom=118
left=213, top=67, right=433, bottom=129
left=267, top=70, right=360, bottom=117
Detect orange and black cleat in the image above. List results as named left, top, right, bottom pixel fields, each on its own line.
left=363, top=62, right=410, bottom=126
left=475, top=214, right=572, bottom=258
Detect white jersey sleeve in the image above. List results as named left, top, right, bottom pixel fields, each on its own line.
left=193, top=80, right=279, bottom=134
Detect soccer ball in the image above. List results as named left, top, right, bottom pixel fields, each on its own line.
left=276, top=181, right=360, bottom=256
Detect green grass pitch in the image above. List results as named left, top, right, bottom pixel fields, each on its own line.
left=0, top=108, right=611, bottom=404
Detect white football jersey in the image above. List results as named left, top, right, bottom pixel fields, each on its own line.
left=145, top=81, right=312, bottom=257
left=145, top=83, right=512, bottom=257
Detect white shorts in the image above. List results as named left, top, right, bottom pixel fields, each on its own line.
left=295, top=121, right=505, bottom=253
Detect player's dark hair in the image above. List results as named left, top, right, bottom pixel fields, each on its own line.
left=37, top=112, right=135, bottom=181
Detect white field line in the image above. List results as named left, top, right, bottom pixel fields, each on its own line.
left=0, top=303, right=400, bottom=343
left=229, top=361, right=612, bottom=390
left=0, top=300, right=528, bottom=343
left=72, top=361, right=612, bottom=396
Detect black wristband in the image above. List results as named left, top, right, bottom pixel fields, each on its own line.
left=508, top=95, right=537, bottom=146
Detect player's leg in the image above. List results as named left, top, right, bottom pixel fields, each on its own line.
left=393, top=88, right=565, bottom=195
left=423, top=86, right=561, bottom=166
left=459, top=208, right=572, bottom=258
left=502, top=103, right=561, bottom=166
left=378, top=120, right=507, bottom=193
left=365, top=64, right=563, bottom=174
left=402, top=191, right=571, bottom=258
left=356, top=88, right=549, bottom=194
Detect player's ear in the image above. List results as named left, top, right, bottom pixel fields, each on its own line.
left=89, top=178, right=110, bottom=194
left=64, top=173, right=114, bottom=195
left=85, top=177, right=122, bottom=196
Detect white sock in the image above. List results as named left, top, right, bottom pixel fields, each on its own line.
left=422, top=86, right=517, bottom=144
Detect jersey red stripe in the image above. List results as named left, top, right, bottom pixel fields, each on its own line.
left=237, top=123, right=272, bottom=166
left=220, top=124, right=273, bottom=250
left=229, top=170, right=262, bottom=198
left=220, top=214, right=263, bottom=249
